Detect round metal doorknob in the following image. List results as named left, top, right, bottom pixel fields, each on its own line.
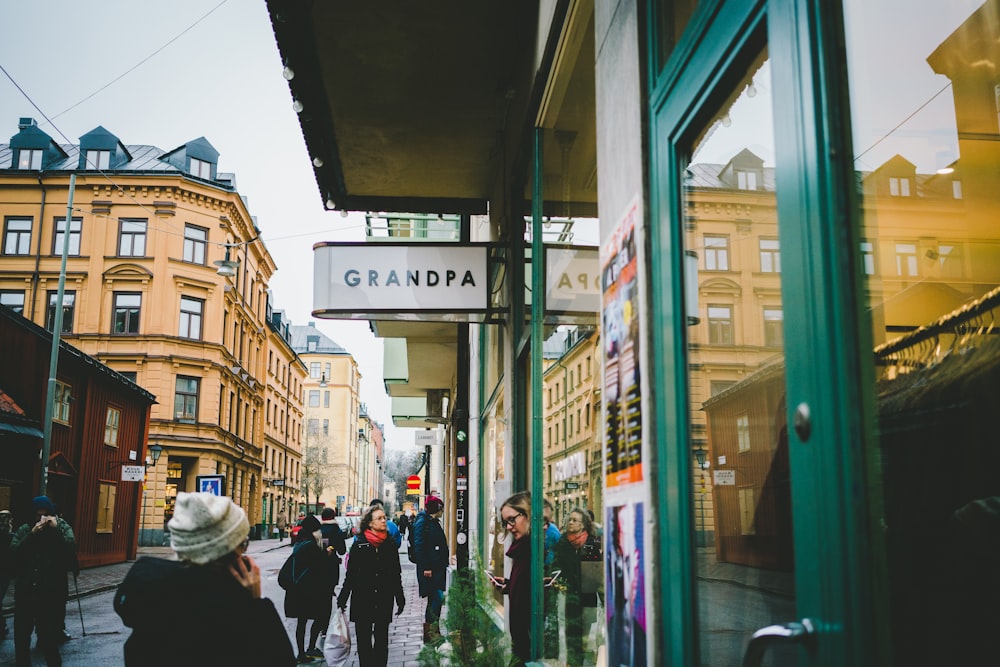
left=793, top=402, right=812, bottom=442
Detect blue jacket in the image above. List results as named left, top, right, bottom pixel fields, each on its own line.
left=411, top=511, right=448, bottom=597
left=386, top=519, right=402, bottom=548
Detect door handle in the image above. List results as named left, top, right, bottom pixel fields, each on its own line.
left=742, top=618, right=816, bottom=667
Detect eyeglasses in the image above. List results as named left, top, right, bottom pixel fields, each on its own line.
left=567, top=517, right=582, bottom=523
left=501, top=512, right=525, bottom=528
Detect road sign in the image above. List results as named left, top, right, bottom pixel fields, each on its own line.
left=406, top=475, right=422, bottom=492
left=565, top=481, right=580, bottom=490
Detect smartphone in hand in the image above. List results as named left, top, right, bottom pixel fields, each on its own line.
left=484, top=569, right=506, bottom=588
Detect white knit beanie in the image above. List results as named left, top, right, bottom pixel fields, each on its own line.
left=168, top=492, right=249, bottom=564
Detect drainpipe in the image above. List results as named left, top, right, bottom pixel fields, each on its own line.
left=530, top=127, right=545, bottom=661
left=29, top=174, right=48, bottom=319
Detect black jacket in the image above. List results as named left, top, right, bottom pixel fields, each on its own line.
left=279, top=538, right=335, bottom=619
left=337, top=532, right=404, bottom=625
left=114, top=556, right=295, bottom=667
left=319, top=520, right=348, bottom=586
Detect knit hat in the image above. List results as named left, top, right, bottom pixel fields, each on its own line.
left=425, top=495, right=444, bottom=514
left=168, top=492, right=249, bottom=564
left=32, top=496, right=57, bottom=514
left=300, top=515, right=321, bottom=535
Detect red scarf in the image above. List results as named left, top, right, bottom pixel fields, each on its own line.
left=364, top=528, right=387, bottom=547
left=568, top=531, right=589, bottom=549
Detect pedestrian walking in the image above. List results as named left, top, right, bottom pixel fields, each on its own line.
left=277, top=513, right=288, bottom=542
left=279, top=515, right=334, bottom=662
left=114, top=492, right=295, bottom=666
left=10, top=496, right=77, bottom=667
left=411, top=495, right=448, bottom=644
left=337, top=504, right=405, bottom=667
left=0, top=509, right=14, bottom=641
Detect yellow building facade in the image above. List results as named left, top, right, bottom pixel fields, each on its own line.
left=0, top=119, right=302, bottom=543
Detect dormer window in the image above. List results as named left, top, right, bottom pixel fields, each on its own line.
left=190, top=157, right=212, bottom=179
left=18, top=149, right=42, bottom=170
left=85, top=150, right=110, bottom=170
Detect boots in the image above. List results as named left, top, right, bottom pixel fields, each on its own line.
left=423, top=621, right=443, bottom=644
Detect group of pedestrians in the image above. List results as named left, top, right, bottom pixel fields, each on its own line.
left=0, top=490, right=454, bottom=667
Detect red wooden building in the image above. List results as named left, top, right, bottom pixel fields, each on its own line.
left=0, top=305, right=155, bottom=567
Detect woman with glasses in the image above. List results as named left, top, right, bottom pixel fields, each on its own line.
left=489, top=491, right=534, bottom=667
left=114, top=492, right=295, bottom=666
left=337, top=504, right=405, bottom=667
left=554, top=508, right=603, bottom=665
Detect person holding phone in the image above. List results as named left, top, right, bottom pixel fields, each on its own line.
left=9, top=496, right=76, bottom=667
left=337, top=504, right=405, bottom=667
left=489, top=491, right=534, bottom=667
left=114, top=492, right=295, bottom=666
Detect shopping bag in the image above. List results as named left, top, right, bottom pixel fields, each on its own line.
left=323, top=606, right=352, bottom=667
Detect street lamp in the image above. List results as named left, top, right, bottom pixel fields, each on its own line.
left=693, top=443, right=708, bottom=547
left=141, top=443, right=163, bottom=546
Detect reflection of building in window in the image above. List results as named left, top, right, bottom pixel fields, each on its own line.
left=860, top=241, right=876, bottom=275
left=895, top=243, right=919, bottom=276
left=759, top=239, right=780, bottom=273
left=736, top=413, right=750, bottom=452
left=174, top=376, right=199, bottom=422
left=707, top=305, right=734, bottom=344
left=763, top=308, right=783, bottom=348
left=704, top=235, right=729, bottom=270
left=54, top=381, right=71, bottom=423
left=738, top=487, right=756, bottom=535
left=889, top=176, right=911, bottom=196
left=105, top=407, right=121, bottom=446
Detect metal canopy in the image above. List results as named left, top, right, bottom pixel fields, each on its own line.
left=266, top=0, right=537, bottom=215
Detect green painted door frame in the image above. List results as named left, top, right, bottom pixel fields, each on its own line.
left=645, top=0, right=886, bottom=665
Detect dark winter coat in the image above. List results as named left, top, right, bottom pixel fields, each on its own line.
left=319, top=520, right=348, bottom=586
left=114, top=556, right=295, bottom=667
left=506, top=535, right=532, bottom=662
left=10, top=517, right=76, bottom=606
left=411, top=511, right=448, bottom=597
left=279, top=538, right=335, bottom=619
left=552, top=532, right=603, bottom=664
left=337, top=532, right=404, bottom=625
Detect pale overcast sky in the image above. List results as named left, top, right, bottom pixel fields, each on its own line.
left=0, top=1, right=414, bottom=448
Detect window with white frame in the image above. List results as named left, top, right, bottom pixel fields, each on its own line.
left=85, top=150, right=110, bottom=170
left=105, top=407, right=121, bottom=446
left=308, top=390, right=320, bottom=407
left=18, top=149, right=42, bottom=170
left=759, top=238, right=781, bottom=273
left=707, top=305, right=734, bottom=345
left=704, top=235, right=730, bottom=271
left=310, top=362, right=321, bottom=379
left=889, top=177, right=911, bottom=197
left=54, top=381, right=71, bottom=423
left=3, top=218, right=32, bottom=255
left=736, top=170, right=758, bottom=190
left=736, top=413, right=750, bottom=452
left=763, top=308, right=784, bottom=348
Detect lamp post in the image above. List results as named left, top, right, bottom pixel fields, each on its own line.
left=693, top=444, right=709, bottom=547
left=142, top=443, right=163, bottom=546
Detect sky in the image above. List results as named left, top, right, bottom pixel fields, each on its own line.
left=0, top=1, right=414, bottom=448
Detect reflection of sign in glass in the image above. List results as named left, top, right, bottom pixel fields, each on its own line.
left=714, top=469, right=736, bottom=486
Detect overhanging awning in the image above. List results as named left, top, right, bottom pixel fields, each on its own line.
left=0, top=421, right=43, bottom=438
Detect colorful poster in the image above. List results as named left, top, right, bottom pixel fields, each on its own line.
left=602, top=197, right=644, bottom=487
left=606, top=501, right=647, bottom=667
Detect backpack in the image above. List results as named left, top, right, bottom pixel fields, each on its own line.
left=407, top=514, right=420, bottom=563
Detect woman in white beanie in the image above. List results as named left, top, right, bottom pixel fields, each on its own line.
left=114, top=492, right=295, bottom=666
